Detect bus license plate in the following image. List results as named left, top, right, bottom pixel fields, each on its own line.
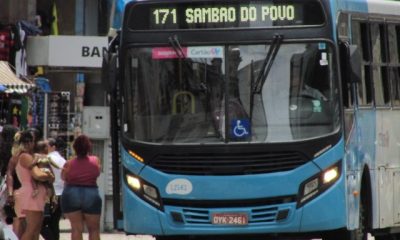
left=212, top=213, right=248, bottom=225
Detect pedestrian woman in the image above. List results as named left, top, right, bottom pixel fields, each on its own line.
left=6, top=131, right=24, bottom=238
left=6, top=128, right=41, bottom=238
left=61, top=134, right=102, bottom=240
left=14, top=130, right=55, bottom=240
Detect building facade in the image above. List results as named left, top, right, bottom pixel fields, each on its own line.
left=0, top=0, right=115, bottom=231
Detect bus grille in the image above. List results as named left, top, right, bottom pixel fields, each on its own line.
left=181, top=206, right=281, bottom=224
left=165, top=196, right=296, bottom=225
left=148, top=151, right=308, bottom=175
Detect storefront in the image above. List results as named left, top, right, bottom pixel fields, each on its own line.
left=27, top=35, right=109, bottom=147
left=0, top=60, right=35, bottom=129
left=26, top=35, right=114, bottom=230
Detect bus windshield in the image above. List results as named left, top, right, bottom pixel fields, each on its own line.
left=123, top=42, right=340, bottom=144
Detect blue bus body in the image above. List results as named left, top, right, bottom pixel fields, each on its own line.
left=121, top=141, right=347, bottom=235
left=107, top=0, right=400, bottom=239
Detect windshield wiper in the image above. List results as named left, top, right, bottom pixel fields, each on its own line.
left=168, top=35, right=186, bottom=58
left=168, top=35, right=194, bottom=71
left=252, top=34, right=284, bottom=94
left=250, top=34, right=283, bottom=120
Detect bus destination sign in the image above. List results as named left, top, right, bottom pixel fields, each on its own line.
left=127, top=0, right=325, bottom=30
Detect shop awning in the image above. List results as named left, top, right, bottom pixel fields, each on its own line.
left=0, top=61, right=35, bottom=93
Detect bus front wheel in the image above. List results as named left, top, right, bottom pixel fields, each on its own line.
left=323, top=201, right=368, bottom=240
left=340, top=200, right=368, bottom=240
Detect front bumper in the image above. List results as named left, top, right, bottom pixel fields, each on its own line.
left=122, top=161, right=347, bottom=236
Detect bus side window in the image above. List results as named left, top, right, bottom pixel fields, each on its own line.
left=370, top=23, right=390, bottom=106
left=388, top=24, right=400, bottom=106
left=352, top=20, right=373, bottom=106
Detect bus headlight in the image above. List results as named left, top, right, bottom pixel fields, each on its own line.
left=125, top=171, right=163, bottom=210
left=297, top=161, right=341, bottom=208
left=143, top=184, right=158, bottom=199
left=323, top=167, right=339, bottom=184
left=127, top=175, right=141, bottom=190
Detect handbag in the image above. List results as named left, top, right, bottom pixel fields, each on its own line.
left=43, top=202, right=52, bottom=218
left=3, top=203, right=15, bottom=224
left=44, top=195, right=58, bottom=218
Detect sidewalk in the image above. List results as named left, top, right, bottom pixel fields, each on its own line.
left=57, top=219, right=154, bottom=240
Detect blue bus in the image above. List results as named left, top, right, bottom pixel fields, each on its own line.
left=103, top=0, right=400, bottom=239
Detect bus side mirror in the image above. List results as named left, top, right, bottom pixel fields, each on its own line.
left=348, top=45, right=362, bottom=83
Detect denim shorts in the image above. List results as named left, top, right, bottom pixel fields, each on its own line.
left=61, top=185, right=102, bottom=214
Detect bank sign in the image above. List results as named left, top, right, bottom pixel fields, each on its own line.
left=27, top=36, right=108, bottom=68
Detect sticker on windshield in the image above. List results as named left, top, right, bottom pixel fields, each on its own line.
left=318, top=43, right=326, bottom=50
left=152, top=46, right=224, bottom=59
left=230, top=119, right=251, bottom=139
left=312, top=100, right=322, bottom=112
left=187, top=46, right=224, bottom=58
left=152, top=47, right=188, bottom=59
left=319, top=52, right=328, bottom=66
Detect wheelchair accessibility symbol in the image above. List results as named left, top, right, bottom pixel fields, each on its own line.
left=231, top=119, right=250, bottom=138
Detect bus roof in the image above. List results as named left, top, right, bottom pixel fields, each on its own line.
left=333, top=0, right=400, bottom=15
left=116, top=0, right=400, bottom=30
left=119, top=0, right=400, bottom=16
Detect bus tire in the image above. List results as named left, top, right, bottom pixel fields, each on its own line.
left=342, top=200, right=368, bottom=240
left=323, top=200, right=368, bottom=240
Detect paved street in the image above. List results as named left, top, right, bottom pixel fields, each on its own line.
left=60, top=232, right=153, bottom=240
left=0, top=219, right=153, bottom=240
left=55, top=219, right=375, bottom=240
left=58, top=219, right=154, bottom=240
left=0, top=216, right=378, bottom=240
